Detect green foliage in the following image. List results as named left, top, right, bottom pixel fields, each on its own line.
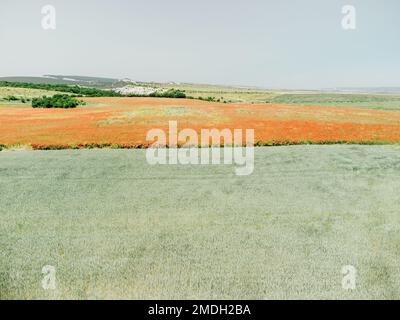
left=4, top=95, right=18, bottom=101
left=148, top=89, right=186, bottom=98
left=123, top=89, right=186, bottom=99
left=0, top=81, right=122, bottom=97
left=32, top=94, right=83, bottom=109
left=2, top=95, right=30, bottom=103
left=197, top=96, right=217, bottom=102
left=0, top=81, right=188, bottom=99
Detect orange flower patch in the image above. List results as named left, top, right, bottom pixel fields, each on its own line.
left=1, top=97, right=400, bottom=149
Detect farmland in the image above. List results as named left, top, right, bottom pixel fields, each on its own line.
left=149, top=82, right=400, bottom=108
left=1, top=95, right=400, bottom=149
left=1, top=84, right=400, bottom=300
left=1, top=146, right=400, bottom=299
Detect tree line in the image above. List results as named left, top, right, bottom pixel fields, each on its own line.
left=0, top=81, right=187, bottom=98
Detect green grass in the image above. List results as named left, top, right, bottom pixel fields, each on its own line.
left=151, top=82, right=278, bottom=104
left=2, top=82, right=400, bottom=110
left=159, top=83, right=400, bottom=109
left=264, top=93, right=400, bottom=110
left=0, top=87, right=64, bottom=105
left=151, top=83, right=400, bottom=110
left=1, top=145, right=400, bottom=299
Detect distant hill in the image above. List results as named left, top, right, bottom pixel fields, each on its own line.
left=1, top=76, right=400, bottom=94
left=325, top=87, right=400, bottom=94
left=0, top=76, right=75, bottom=85
left=0, top=75, right=124, bottom=89
left=43, top=75, right=119, bottom=85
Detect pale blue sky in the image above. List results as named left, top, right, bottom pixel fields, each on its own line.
left=0, top=0, right=399, bottom=88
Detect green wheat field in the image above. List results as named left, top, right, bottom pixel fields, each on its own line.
left=1, top=145, right=400, bottom=299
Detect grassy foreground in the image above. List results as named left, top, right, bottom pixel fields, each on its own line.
left=1, top=145, right=400, bottom=299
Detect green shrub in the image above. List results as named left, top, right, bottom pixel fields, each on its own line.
left=148, top=89, right=186, bottom=99
left=32, top=94, right=82, bottom=109
left=4, top=95, right=19, bottom=101
left=196, top=96, right=217, bottom=102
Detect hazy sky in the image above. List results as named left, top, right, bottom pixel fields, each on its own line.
left=0, top=0, right=399, bottom=89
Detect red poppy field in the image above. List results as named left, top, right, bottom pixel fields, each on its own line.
left=1, top=97, right=400, bottom=149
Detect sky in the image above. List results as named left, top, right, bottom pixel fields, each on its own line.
left=0, top=0, right=399, bottom=89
